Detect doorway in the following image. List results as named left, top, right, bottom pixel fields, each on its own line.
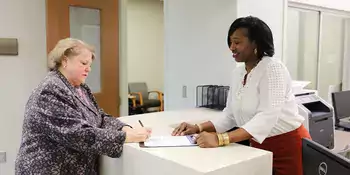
left=126, top=0, right=165, bottom=115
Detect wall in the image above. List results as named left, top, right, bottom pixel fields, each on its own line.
left=163, top=0, right=286, bottom=110
left=299, top=11, right=319, bottom=90
left=318, top=14, right=345, bottom=101
left=287, top=0, right=350, bottom=100
left=127, top=0, right=164, bottom=92
left=290, top=0, right=350, bottom=12
left=285, top=8, right=319, bottom=89
left=236, top=0, right=285, bottom=60
left=0, top=0, right=47, bottom=174
left=119, top=0, right=129, bottom=116
left=163, top=0, right=238, bottom=110
left=285, top=8, right=300, bottom=79
left=342, top=19, right=350, bottom=90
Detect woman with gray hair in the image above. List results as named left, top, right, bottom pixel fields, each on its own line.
left=15, top=38, right=150, bottom=174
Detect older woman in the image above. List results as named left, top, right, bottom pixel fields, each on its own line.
left=15, top=38, right=150, bottom=174
left=172, top=16, right=311, bottom=175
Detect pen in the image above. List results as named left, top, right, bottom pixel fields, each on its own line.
left=138, top=120, right=144, bottom=127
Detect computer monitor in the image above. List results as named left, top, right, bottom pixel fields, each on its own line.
left=331, top=90, right=350, bottom=121
left=303, top=138, right=350, bottom=175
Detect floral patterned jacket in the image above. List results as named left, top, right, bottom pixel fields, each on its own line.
left=15, top=70, right=128, bottom=175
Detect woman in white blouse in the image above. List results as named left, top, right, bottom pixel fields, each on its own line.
left=172, top=16, right=311, bottom=175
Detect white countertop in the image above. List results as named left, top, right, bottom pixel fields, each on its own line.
left=100, top=108, right=272, bottom=175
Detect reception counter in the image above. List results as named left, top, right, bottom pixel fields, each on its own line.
left=100, top=108, right=272, bottom=175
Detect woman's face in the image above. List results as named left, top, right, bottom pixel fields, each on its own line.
left=229, top=28, right=256, bottom=63
left=63, top=47, right=93, bottom=86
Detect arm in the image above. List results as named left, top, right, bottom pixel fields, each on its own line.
left=208, top=83, right=237, bottom=133
left=230, top=62, right=287, bottom=144
left=99, top=109, right=131, bottom=131
left=36, top=86, right=126, bottom=158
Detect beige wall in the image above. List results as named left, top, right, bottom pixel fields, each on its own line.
left=0, top=0, right=47, bottom=174
left=127, top=0, right=164, bottom=92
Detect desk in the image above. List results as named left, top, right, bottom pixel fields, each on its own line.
left=100, top=108, right=272, bottom=175
left=333, top=130, right=350, bottom=153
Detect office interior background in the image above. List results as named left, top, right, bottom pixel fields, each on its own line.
left=1, top=0, right=350, bottom=174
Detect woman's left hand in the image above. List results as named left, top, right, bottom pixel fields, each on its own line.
left=195, top=131, right=219, bottom=148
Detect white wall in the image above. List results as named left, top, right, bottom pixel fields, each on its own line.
left=164, top=0, right=286, bottom=110
left=127, top=0, right=164, bottom=92
left=0, top=0, right=47, bottom=174
left=285, top=9, right=300, bottom=79
left=119, top=0, right=129, bottom=116
left=236, top=0, right=285, bottom=60
left=298, top=12, right=319, bottom=90
left=290, top=0, right=350, bottom=12
left=318, top=14, right=345, bottom=101
left=342, top=19, right=350, bottom=90
left=285, top=8, right=319, bottom=89
left=163, top=0, right=237, bottom=110
left=287, top=0, right=350, bottom=100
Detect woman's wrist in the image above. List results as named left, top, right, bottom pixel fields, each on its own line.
left=217, top=132, right=230, bottom=146
left=195, top=124, right=203, bottom=133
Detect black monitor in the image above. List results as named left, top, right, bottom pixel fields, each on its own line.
left=331, top=90, right=350, bottom=121
left=303, top=138, right=350, bottom=175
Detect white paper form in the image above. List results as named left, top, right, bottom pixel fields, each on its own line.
left=142, top=135, right=197, bottom=147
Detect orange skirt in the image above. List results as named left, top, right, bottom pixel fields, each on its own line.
left=250, top=125, right=311, bottom=175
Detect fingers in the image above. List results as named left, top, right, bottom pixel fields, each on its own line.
left=140, top=131, right=151, bottom=142
left=180, top=130, right=186, bottom=136
left=196, top=132, right=204, bottom=140
left=171, top=124, right=181, bottom=136
left=172, top=122, right=187, bottom=136
left=139, top=128, right=151, bottom=142
left=178, top=123, right=187, bottom=136
left=171, top=126, right=179, bottom=136
left=144, top=128, right=152, bottom=138
left=196, top=132, right=210, bottom=148
left=140, top=134, right=148, bottom=142
left=196, top=135, right=204, bottom=145
left=198, top=143, right=206, bottom=148
left=195, top=132, right=204, bottom=145
left=181, top=127, right=193, bottom=136
left=145, top=127, right=152, bottom=134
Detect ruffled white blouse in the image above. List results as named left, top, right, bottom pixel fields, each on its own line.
left=211, top=56, right=305, bottom=144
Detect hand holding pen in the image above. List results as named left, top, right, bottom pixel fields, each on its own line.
left=124, top=120, right=152, bottom=143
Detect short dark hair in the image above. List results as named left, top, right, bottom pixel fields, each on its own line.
left=227, top=16, right=275, bottom=59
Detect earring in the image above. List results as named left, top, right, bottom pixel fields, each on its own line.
left=254, top=48, right=257, bottom=55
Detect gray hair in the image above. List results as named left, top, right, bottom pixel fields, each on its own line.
left=48, top=38, right=95, bottom=70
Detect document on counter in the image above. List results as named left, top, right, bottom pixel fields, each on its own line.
left=140, top=135, right=197, bottom=148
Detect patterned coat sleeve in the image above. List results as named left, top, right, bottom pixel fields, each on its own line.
left=82, top=84, right=131, bottom=130
left=100, top=109, right=131, bottom=130
left=36, top=85, right=126, bottom=158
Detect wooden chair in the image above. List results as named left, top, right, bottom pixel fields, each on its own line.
left=128, top=82, right=163, bottom=112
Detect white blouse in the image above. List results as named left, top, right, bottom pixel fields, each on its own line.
left=211, top=56, right=305, bottom=144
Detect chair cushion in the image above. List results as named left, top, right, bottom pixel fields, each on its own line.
left=143, top=99, right=161, bottom=108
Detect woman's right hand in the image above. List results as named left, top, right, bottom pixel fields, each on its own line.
left=171, top=122, right=199, bottom=136
left=125, top=127, right=152, bottom=143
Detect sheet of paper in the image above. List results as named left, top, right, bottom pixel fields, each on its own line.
left=143, top=135, right=196, bottom=147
